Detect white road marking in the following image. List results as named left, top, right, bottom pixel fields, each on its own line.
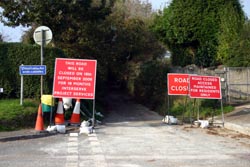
left=87, top=131, right=109, bottom=167
left=66, top=136, right=79, bottom=167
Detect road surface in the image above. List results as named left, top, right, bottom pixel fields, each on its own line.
left=0, top=91, right=250, bottom=167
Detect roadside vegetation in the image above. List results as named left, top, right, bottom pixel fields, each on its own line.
left=166, top=98, right=234, bottom=121
left=0, top=99, right=39, bottom=131
left=0, top=0, right=248, bottom=130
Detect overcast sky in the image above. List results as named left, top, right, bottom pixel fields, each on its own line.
left=1, top=0, right=250, bottom=42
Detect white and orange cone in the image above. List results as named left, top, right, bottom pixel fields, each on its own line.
left=54, top=98, right=65, bottom=125
left=70, top=99, right=81, bottom=125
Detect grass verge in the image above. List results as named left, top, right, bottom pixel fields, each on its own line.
left=0, top=99, right=39, bottom=131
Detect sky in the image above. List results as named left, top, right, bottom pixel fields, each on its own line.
left=0, top=0, right=250, bottom=42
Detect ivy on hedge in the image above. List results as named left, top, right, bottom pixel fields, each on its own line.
left=0, top=43, right=65, bottom=98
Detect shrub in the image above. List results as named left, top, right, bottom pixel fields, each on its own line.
left=0, top=43, right=65, bottom=98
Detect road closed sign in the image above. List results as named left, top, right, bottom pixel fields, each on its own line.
left=53, top=58, right=97, bottom=99
left=168, top=73, right=189, bottom=95
left=189, top=75, right=221, bottom=99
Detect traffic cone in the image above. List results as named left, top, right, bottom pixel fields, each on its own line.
left=35, top=104, right=44, bottom=131
left=54, top=98, right=65, bottom=125
left=70, top=99, right=81, bottom=125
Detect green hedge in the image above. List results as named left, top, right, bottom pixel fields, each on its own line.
left=0, top=43, right=65, bottom=98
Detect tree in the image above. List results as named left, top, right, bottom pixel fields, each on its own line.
left=103, top=0, right=165, bottom=84
left=0, top=0, right=117, bottom=86
left=0, top=0, right=115, bottom=57
left=216, top=0, right=245, bottom=64
left=0, top=32, right=9, bottom=42
left=0, top=33, right=3, bottom=42
left=225, top=20, right=250, bottom=66
left=152, top=0, right=245, bottom=67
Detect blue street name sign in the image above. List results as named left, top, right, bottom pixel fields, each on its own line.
left=19, top=65, right=46, bottom=75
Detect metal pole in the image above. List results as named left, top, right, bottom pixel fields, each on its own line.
left=167, top=94, right=170, bottom=124
left=247, top=68, right=249, bottom=101
left=163, top=90, right=167, bottom=122
left=92, top=99, right=96, bottom=127
left=41, top=30, right=45, bottom=98
left=227, top=67, right=231, bottom=104
left=20, top=75, right=23, bottom=105
left=197, top=99, right=200, bottom=121
left=49, top=97, right=54, bottom=127
left=190, top=98, right=196, bottom=126
left=221, top=99, right=224, bottom=127
left=182, top=95, right=188, bottom=124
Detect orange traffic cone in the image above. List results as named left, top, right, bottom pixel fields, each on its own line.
left=35, top=104, right=44, bottom=131
left=55, top=98, right=65, bottom=125
left=70, top=99, right=81, bottom=125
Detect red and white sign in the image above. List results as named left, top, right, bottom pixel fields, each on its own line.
left=189, top=75, right=221, bottom=99
left=53, top=58, right=97, bottom=99
left=168, top=73, right=189, bottom=95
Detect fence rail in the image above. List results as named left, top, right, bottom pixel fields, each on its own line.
left=170, top=66, right=250, bottom=105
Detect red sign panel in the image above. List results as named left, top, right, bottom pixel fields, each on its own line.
left=168, top=73, right=189, bottom=95
left=53, top=58, right=97, bottom=99
left=189, top=75, right=221, bottom=99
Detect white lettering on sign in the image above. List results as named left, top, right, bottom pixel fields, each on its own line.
left=189, top=75, right=221, bottom=99
left=57, top=76, right=81, bottom=81
left=67, top=66, right=77, bottom=70
left=174, top=77, right=189, bottom=83
left=168, top=73, right=190, bottom=95
left=53, top=58, right=97, bottom=99
left=65, top=61, right=74, bottom=65
left=170, top=86, right=188, bottom=92
left=76, top=62, right=87, bottom=66
left=59, top=71, right=75, bottom=75
left=54, top=91, right=72, bottom=96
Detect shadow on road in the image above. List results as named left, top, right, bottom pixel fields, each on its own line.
left=103, top=90, right=164, bottom=127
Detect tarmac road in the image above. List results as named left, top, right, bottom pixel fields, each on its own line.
left=0, top=91, right=250, bottom=167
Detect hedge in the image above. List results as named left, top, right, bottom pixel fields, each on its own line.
left=0, top=43, right=65, bottom=98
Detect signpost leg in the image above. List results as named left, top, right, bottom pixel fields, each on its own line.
left=40, top=76, right=43, bottom=98
left=189, top=98, right=192, bottom=126
left=163, top=90, right=167, bottom=122
left=221, top=99, right=224, bottom=127
left=192, top=98, right=196, bottom=121
left=40, top=30, right=45, bottom=98
left=167, top=94, right=170, bottom=124
left=92, top=99, right=96, bottom=127
left=197, top=99, right=200, bottom=121
left=182, top=95, right=188, bottom=124
left=20, top=75, right=23, bottom=105
left=49, top=97, right=54, bottom=127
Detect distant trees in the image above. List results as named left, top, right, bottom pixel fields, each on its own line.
left=0, top=32, right=8, bottom=42
left=104, top=0, right=164, bottom=82
left=152, top=0, right=245, bottom=67
left=0, top=0, right=164, bottom=90
left=225, top=20, right=250, bottom=66
left=0, top=33, right=3, bottom=42
left=0, top=0, right=115, bottom=56
left=216, top=0, right=245, bottom=65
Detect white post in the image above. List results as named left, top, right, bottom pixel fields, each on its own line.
left=40, top=30, right=45, bottom=98
left=20, top=75, right=23, bottom=105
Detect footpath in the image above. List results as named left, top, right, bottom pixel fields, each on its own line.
left=219, top=104, right=250, bottom=136
left=1, top=104, right=250, bottom=142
